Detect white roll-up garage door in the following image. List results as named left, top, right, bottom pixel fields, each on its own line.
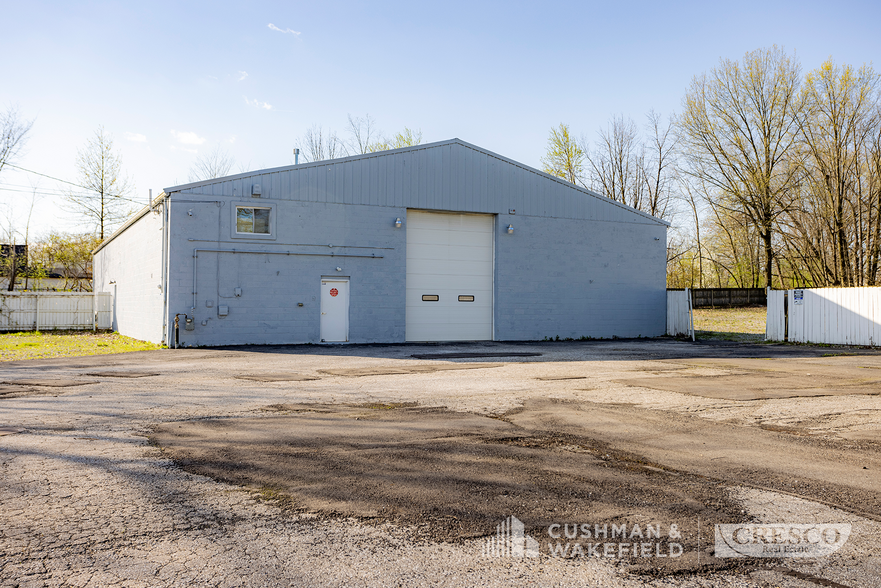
left=406, top=211, right=494, bottom=341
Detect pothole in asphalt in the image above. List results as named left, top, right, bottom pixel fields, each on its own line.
left=84, top=371, right=160, bottom=378
left=535, top=376, right=587, bottom=381
left=235, top=374, right=321, bottom=382
left=1, top=379, right=98, bottom=387
left=319, top=363, right=503, bottom=377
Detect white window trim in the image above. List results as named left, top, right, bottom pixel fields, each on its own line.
left=231, top=201, right=277, bottom=240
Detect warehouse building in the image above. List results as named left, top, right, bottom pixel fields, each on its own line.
left=92, top=139, right=669, bottom=346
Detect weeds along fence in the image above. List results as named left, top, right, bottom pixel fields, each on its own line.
left=766, top=287, right=881, bottom=346
left=0, top=292, right=112, bottom=331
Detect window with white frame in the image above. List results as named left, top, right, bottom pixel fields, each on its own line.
left=236, top=206, right=271, bottom=234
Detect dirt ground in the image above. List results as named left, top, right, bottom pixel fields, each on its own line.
left=3, top=339, right=881, bottom=587
left=151, top=401, right=745, bottom=574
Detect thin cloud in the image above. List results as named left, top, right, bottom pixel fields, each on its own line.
left=268, top=23, right=301, bottom=35
left=245, top=97, right=272, bottom=110
left=171, top=130, right=206, bottom=145
left=125, top=132, right=147, bottom=143
left=237, top=71, right=248, bottom=81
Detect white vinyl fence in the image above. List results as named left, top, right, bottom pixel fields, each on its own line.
left=0, top=292, right=112, bottom=331
left=666, top=288, right=694, bottom=338
left=766, top=287, right=881, bottom=346
left=766, top=289, right=786, bottom=341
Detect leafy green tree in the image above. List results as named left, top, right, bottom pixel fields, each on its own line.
left=541, top=123, right=585, bottom=185
left=31, top=233, right=100, bottom=291
left=794, top=59, right=881, bottom=286
left=678, top=46, right=805, bottom=289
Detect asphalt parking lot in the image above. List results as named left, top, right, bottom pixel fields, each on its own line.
left=1, top=339, right=880, bottom=587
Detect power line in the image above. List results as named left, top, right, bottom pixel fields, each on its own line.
left=0, top=164, right=147, bottom=205
left=2, top=162, right=90, bottom=190
left=0, top=182, right=70, bottom=196
left=0, top=185, right=147, bottom=207
left=0, top=186, right=67, bottom=197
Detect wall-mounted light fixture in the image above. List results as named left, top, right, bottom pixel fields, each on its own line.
left=394, top=217, right=403, bottom=228
left=506, top=224, right=514, bottom=234
left=336, top=267, right=342, bottom=272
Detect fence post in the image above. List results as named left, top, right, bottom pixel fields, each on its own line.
left=34, top=294, right=40, bottom=331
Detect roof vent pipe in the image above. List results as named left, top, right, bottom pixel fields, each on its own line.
left=293, top=148, right=300, bottom=165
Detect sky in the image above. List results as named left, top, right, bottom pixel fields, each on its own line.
left=2, top=0, right=880, bottom=238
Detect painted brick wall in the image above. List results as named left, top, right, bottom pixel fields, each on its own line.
left=494, top=214, right=667, bottom=340
left=164, top=195, right=665, bottom=346
left=93, top=209, right=165, bottom=343
left=167, top=199, right=407, bottom=346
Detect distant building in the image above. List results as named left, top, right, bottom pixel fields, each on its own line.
left=0, top=244, right=92, bottom=291
left=0, top=244, right=27, bottom=291
left=94, top=139, right=669, bottom=345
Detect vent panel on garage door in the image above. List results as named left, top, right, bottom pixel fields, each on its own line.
left=406, top=211, right=493, bottom=341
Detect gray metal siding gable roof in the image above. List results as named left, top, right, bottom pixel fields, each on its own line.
left=165, top=139, right=669, bottom=227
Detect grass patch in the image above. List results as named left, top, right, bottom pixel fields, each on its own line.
left=692, top=307, right=767, bottom=343
left=0, top=330, right=161, bottom=362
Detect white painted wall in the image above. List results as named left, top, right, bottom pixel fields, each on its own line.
left=93, top=208, right=165, bottom=343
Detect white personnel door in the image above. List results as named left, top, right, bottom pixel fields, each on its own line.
left=406, top=211, right=494, bottom=341
left=320, top=279, right=349, bottom=342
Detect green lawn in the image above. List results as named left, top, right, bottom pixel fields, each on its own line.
left=692, top=307, right=767, bottom=342
left=0, top=330, right=161, bottom=362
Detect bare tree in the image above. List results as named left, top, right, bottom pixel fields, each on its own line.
left=1, top=182, right=41, bottom=291
left=0, top=105, right=33, bottom=176
left=0, top=219, right=25, bottom=291
left=299, top=125, right=347, bottom=162
left=677, top=176, right=706, bottom=287
left=188, top=146, right=236, bottom=182
left=541, top=123, right=585, bottom=185
left=347, top=113, right=380, bottom=154
left=65, top=127, right=133, bottom=241
left=586, top=115, right=643, bottom=207
left=678, top=46, right=805, bottom=288
left=641, top=110, right=678, bottom=219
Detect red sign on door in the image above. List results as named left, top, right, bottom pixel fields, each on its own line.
left=330, top=288, right=339, bottom=297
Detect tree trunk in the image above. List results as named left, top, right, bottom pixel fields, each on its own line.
left=763, top=229, right=773, bottom=289
left=6, top=250, right=18, bottom=291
